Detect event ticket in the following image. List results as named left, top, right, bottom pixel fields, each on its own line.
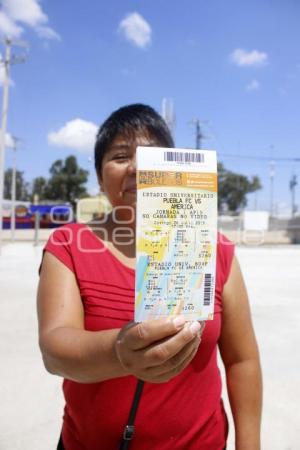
left=135, top=147, right=218, bottom=322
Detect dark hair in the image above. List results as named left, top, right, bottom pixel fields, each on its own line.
left=94, top=103, right=174, bottom=174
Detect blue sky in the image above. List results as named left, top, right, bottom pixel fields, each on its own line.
left=1, top=0, right=300, bottom=214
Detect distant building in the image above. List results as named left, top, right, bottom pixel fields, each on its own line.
left=76, top=195, right=111, bottom=223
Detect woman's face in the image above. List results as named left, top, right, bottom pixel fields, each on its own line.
left=98, top=131, right=157, bottom=214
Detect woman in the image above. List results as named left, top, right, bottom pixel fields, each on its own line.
left=37, top=104, right=262, bottom=449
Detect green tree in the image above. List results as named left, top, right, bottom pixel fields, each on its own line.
left=31, top=176, right=48, bottom=201
left=218, top=162, right=262, bottom=213
left=4, top=168, right=30, bottom=201
left=45, top=155, right=89, bottom=206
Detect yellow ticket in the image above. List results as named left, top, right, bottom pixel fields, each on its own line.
left=135, top=147, right=217, bottom=322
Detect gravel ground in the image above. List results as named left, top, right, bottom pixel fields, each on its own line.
left=0, top=242, right=299, bottom=450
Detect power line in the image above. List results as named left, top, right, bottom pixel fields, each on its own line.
left=218, top=152, right=300, bottom=162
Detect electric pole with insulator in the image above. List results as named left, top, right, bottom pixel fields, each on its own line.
left=269, top=160, right=275, bottom=217
left=8, top=136, right=21, bottom=241
left=290, top=174, right=298, bottom=218
left=190, top=118, right=206, bottom=150
left=0, top=38, right=28, bottom=253
left=195, top=119, right=203, bottom=149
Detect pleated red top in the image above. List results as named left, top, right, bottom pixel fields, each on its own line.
left=43, top=223, right=234, bottom=450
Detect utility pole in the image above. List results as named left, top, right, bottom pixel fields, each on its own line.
left=161, top=98, right=175, bottom=137
left=9, top=136, right=21, bottom=241
left=269, top=160, right=275, bottom=217
left=195, top=119, right=203, bottom=149
left=289, top=174, right=298, bottom=218
left=0, top=38, right=27, bottom=254
left=189, top=118, right=205, bottom=149
left=0, top=39, right=11, bottom=253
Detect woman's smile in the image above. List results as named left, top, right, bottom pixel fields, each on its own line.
left=123, top=182, right=137, bottom=194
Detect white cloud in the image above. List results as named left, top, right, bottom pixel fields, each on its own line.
left=246, top=79, right=260, bottom=91
left=48, top=119, right=98, bottom=153
left=0, top=11, right=23, bottom=38
left=230, top=48, right=268, bottom=67
left=2, top=0, right=47, bottom=27
left=35, top=25, right=61, bottom=41
left=119, top=12, right=152, bottom=48
left=0, top=0, right=60, bottom=40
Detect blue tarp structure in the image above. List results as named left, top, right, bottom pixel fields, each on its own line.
left=2, top=204, right=73, bottom=229
left=29, top=204, right=71, bottom=215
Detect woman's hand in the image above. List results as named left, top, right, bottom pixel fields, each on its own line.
left=115, top=317, right=205, bottom=383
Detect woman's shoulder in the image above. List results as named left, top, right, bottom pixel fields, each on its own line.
left=43, top=223, right=108, bottom=276
left=44, top=222, right=107, bottom=258
left=41, top=224, right=85, bottom=275
left=49, top=221, right=85, bottom=237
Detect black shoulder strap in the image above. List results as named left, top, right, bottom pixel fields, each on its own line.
left=119, top=379, right=145, bottom=450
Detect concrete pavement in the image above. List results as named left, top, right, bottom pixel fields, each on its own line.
left=0, top=242, right=299, bottom=449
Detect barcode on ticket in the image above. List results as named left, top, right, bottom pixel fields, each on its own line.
left=164, top=151, right=205, bottom=163
left=203, top=273, right=212, bottom=306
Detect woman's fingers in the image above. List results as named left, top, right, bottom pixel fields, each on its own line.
left=140, top=321, right=201, bottom=367
left=115, top=319, right=205, bottom=376
left=140, top=341, right=200, bottom=383
left=154, top=348, right=199, bottom=383
left=142, top=335, right=201, bottom=379
left=120, top=315, right=186, bottom=351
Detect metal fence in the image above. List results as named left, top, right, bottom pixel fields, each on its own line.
left=218, top=214, right=300, bottom=245
left=2, top=212, right=300, bottom=246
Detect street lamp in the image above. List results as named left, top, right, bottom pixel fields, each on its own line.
left=269, top=160, right=275, bottom=217
left=0, top=38, right=27, bottom=254
left=0, top=39, right=12, bottom=253
left=8, top=136, right=21, bottom=241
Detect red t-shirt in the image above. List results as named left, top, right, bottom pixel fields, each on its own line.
left=43, top=223, right=234, bottom=450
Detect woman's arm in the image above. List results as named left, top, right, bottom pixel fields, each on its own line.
left=218, top=255, right=263, bottom=450
left=37, top=251, right=125, bottom=382
left=37, top=252, right=203, bottom=383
